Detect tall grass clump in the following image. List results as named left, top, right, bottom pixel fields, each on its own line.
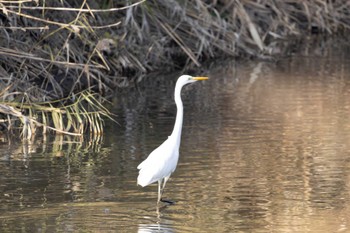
left=0, top=89, right=114, bottom=140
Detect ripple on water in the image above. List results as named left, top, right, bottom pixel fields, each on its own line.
left=2, top=57, right=350, bottom=232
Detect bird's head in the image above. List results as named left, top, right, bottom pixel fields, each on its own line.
left=177, top=75, right=209, bottom=86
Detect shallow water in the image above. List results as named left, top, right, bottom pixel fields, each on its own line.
left=1, top=55, right=350, bottom=232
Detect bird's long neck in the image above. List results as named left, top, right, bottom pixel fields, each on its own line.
left=170, top=83, right=184, bottom=146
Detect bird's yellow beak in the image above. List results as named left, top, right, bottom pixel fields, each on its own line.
left=192, top=76, right=209, bottom=81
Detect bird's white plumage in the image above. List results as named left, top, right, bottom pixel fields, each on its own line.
left=137, top=135, right=179, bottom=187
left=136, top=75, right=208, bottom=203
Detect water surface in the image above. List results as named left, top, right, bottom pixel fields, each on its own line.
left=1, top=55, right=350, bottom=232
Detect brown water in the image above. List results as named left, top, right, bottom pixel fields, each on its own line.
left=1, top=56, right=350, bottom=232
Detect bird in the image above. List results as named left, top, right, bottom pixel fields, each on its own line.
left=137, top=75, right=208, bottom=204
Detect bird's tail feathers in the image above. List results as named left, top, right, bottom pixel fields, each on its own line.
left=137, top=169, right=157, bottom=187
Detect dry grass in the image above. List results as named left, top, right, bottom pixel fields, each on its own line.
left=0, top=90, right=114, bottom=139
left=0, top=0, right=349, bottom=138
left=1, top=1, right=349, bottom=95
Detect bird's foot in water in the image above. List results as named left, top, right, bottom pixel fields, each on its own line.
left=160, top=198, right=176, bottom=205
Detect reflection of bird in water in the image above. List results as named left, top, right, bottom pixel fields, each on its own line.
left=138, top=223, right=174, bottom=233
left=137, top=75, right=208, bottom=204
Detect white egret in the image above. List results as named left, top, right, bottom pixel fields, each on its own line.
left=137, top=75, right=208, bottom=204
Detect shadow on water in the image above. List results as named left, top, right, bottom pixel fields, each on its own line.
left=1, top=52, right=350, bottom=232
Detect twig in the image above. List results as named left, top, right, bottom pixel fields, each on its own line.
left=4, top=0, right=146, bottom=12
left=3, top=8, right=121, bottom=29
left=0, top=48, right=106, bottom=69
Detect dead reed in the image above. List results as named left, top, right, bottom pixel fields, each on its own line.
left=0, top=90, right=114, bottom=139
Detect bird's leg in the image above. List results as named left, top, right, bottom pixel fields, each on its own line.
left=160, top=176, right=170, bottom=197
left=160, top=176, right=175, bottom=204
left=157, top=180, right=162, bottom=204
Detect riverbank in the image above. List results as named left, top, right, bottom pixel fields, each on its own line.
left=2, top=1, right=350, bottom=95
